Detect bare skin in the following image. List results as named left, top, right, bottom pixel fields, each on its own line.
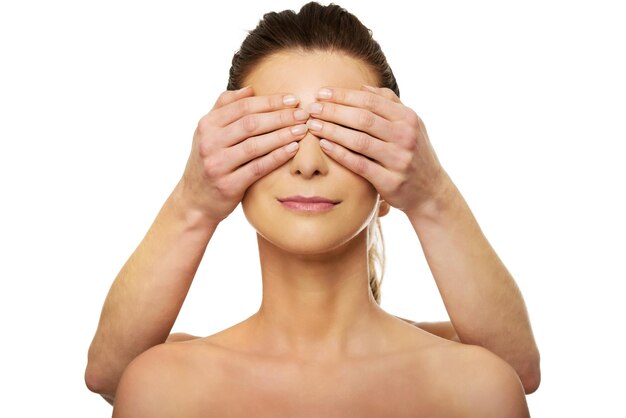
left=108, top=51, right=531, bottom=416
left=114, top=315, right=528, bottom=417
left=85, top=56, right=539, bottom=405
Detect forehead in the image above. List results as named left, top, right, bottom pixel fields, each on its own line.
left=244, top=50, right=379, bottom=101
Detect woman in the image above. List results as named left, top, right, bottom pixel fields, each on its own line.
left=86, top=3, right=540, bottom=416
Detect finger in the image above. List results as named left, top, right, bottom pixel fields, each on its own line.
left=308, top=100, right=393, bottom=142
left=212, top=92, right=302, bottom=127
left=211, top=86, right=254, bottom=111
left=360, top=85, right=402, bottom=104
left=317, top=136, right=389, bottom=187
left=227, top=123, right=308, bottom=169
left=223, top=107, right=310, bottom=147
left=306, top=118, right=397, bottom=170
left=315, top=86, right=404, bottom=121
left=229, top=138, right=301, bottom=189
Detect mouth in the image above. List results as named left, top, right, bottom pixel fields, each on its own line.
left=277, top=195, right=341, bottom=213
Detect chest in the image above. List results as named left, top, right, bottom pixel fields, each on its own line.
left=190, top=353, right=439, bottom=418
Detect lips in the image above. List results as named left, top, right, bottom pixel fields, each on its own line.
left=277, top=195, right=341, bottom=204
left=277, top=195, right=341, bottom=213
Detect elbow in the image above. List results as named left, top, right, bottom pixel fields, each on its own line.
left=520, top=350, right=541, bottom=394
left=84, top=363, right=102, bottom=393
left=521, top=368, right=541, bottom=394
left=85, top=361, right=116, bottom=400
left=84, top=362, right=104, bottom=394
left=85, top=342, right=121, bottom=400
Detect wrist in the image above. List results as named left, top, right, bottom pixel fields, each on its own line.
left=405, top=171, right=460, bottom=225
left=171, top=179, right=221, bottom=232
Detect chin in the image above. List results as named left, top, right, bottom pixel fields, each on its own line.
left=257, top=224, right=360, bottom=255
left=243, top=205, right=377, bottom=257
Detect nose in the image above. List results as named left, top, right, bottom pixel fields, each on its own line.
left=289, top=129, right=329, bottom=178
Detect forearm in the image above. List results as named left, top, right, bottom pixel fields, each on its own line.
left=407, top=172, right=540, bottom=393
left=85, top=180, right=219, bottom=398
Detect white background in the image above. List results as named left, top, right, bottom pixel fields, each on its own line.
left=1, top=0, right=624, bottom=416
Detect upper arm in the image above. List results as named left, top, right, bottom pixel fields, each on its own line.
left=112, top=346, right=185, bottom=418
left=395, top=316, right=460, bottom=342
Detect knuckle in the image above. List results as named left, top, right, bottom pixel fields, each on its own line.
left=403, top=135, right=418, bottom=152
left=241, top=114, right=258, bottom=133
left=391, top=173, right=405, bottom=191
left=249, top=158, right=266, bottom=179
left=272, top=146, right=288, bottom=164
left=362, top=93, right=381, bottom=112
left=242, top=137, right=259, bottom=157
left=358, top=111, right=375, bottom=129
left=393, top=121, right=415, bottom=146
left=398, top=123, right=415, bottom=143
left=406, top=108, right=422, bottom=129
left=198, top=140, right=211, bottom=158
left=354, top=131, right=371, bottom=152
left=235, top=97, right=251, bottom=116
left=196, top=127, right=216, bottom=158
left=278, top=126, right=292, bottom=142
left=324, top=102, right=335, bottom=117
left=354, top=155, right=368, bottom=175
left=202, top=156, right=220, bottom=178
left=333, top=88, right=346, bottom=102
left=406, top=132, right=419, bottom=151
left=196, top=116, right=210, bottom=136
left=279, top=109, right=291, bottom=125
left=214, top=177, right=234, bottom=198
left=398, top=135, right=416, bottom=154
left=399, top=153, right=413, bottom=172
left=270, top=94, right=283, bottom=109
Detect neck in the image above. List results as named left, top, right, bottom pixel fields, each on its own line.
left=249, top=228, right=385, bottom=360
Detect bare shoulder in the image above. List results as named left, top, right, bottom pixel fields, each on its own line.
left=112, top=342, right=221, bottom=418
left=425, top=343, right=530, bottom=418
left=383, top=317, right=529, bottom=417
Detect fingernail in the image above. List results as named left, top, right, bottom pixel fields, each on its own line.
left=290, top=124, right=307, bottom=135
left=285, top=142, right=299, bottom=153
left=294, top=109, right=308, bottom=120
left=239, top=85, right=252, bottom=92
left=283, top=94, right=299, bottom=106
left=317, top=88, right=332, bottom=99
left=320, top=139, right=333, bottom=150
left=306, top=119, right=323, bottom=131
left=309, top=102, right=323, bottom=114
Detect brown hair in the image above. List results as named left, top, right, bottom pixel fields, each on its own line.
left=228, top=1, right=398, bottom=304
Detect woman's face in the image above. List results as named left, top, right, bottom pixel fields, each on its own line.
left=241, top=51, right=383, bottom=254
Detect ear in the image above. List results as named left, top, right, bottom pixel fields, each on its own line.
left=377, top=199, right=391, bottom=217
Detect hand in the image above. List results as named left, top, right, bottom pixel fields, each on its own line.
left=305, top=85, right=449, bottom=217
left=180, top=87, right=309, bottom=224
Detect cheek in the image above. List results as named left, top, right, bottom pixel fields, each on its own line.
left=241, top=171, right=285, bottom=232
left=242, top=170, right=280, bottom=204
left=345, top=172, right=378, bottom=201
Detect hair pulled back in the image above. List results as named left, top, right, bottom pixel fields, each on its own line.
left=228, top=2, right=399, bottom=304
